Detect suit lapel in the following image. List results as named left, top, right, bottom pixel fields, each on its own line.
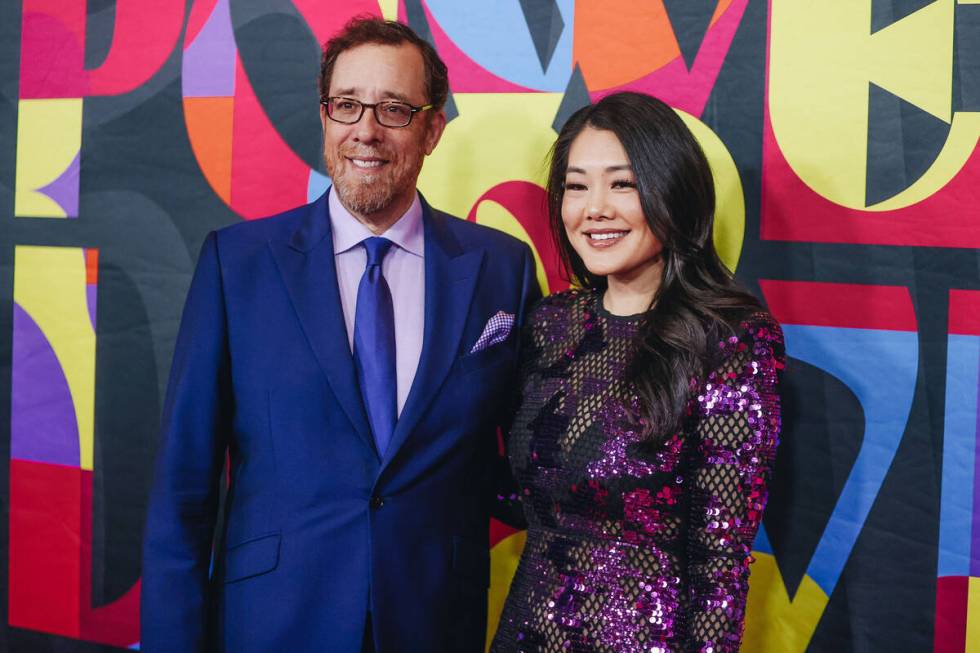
left=268, top=195, right=376, bottom=456
left=380, top=203, right=483, bottom=469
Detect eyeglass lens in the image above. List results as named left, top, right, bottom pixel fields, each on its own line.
left=329, top=99, right=414, bottom=127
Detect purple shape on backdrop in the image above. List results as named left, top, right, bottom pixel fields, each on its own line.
left=36, top=151, right=80, bottom=218
left=11, top=303, right=80, bottom=467
left=972, top=351, right=980, bottom=576
left=86, top=283, right=97, bottom=332
left=183, top=0, right=237, bottom=97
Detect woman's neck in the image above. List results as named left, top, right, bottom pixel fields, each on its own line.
left=602, top=258, right=664, bottom=316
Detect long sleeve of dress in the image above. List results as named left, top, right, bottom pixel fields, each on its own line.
left=684, top=315, right=785, bottom=652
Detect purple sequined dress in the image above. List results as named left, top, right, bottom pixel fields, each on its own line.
left=491, top=289, right=784, bottom=653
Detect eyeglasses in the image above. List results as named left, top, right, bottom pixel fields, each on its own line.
left=321, top=96, right=434, bottom=128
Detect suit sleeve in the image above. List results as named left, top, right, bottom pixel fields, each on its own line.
left=141, top=232, right=233, bottom=653
left=683, top=315, right=784, bottom=652
left=490, top=243, right=541, bottom=528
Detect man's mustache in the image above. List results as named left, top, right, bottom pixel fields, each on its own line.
left=339, top=147, right=392, bottom=160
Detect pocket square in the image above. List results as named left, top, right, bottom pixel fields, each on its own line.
left=469, top=311, right=515, bottom=354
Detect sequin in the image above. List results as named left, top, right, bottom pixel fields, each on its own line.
left=492, top=289, right=784, bottom=653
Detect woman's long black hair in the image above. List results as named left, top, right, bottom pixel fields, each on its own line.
left=547, top=91, right=762, bottom=439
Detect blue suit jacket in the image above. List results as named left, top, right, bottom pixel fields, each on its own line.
left=141, top=193, right=539, bottom=652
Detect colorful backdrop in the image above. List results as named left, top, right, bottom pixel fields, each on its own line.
left=2, top=0, right=979, bottom=651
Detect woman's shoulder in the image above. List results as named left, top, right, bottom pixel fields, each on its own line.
left=736, top=310, right=783, bottom=341
left=528, top=288, right=594, bottom=324
left=716, top=309, right=785, bottom=367
left=521, top=288, right=595, bottom=350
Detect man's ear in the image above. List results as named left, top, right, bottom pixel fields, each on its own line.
left=320, top=103, right=329, bottom=130
left=423, top=109, right=447, bottom=156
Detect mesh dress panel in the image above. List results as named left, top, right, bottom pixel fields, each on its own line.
left=492, top=289, right=784, bottom=653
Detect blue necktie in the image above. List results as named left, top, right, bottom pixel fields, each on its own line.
left=353, top=237, right=397, bottom=455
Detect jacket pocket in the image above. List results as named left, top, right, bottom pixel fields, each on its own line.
left=223, top=532, right=281, bottom=584
left=452, top=535, right=490, bottom=588
left=455, top=336, right=514, bottom=376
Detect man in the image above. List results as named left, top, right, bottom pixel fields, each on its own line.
left=141, top=17, right=539, bottom=653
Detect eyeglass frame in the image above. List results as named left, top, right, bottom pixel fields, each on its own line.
left=320, top=96, right=435, bottom=128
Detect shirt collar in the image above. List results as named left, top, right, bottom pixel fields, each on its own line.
left=328, top=186, right=424, bottom=258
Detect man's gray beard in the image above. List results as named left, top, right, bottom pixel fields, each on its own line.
left=334, top=173, right=396, bottom=216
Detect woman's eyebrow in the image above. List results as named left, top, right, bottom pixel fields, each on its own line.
left=565, top=164, right=632, bottom=174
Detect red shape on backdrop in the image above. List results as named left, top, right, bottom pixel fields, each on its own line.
left=88, top=0, right=185, bottom=96
left=292, top=0, right=382, bottom=43
left=759, top=280, right=917, bottom=332
left=20, top=0, right=184, bottom=99
left=9, top=460, right=140, bottom=647
left=230, top=56, right=310, bottom=219
left=20, top=3, right=88, bottom=98
left=466, top=181, right=568, bottom=295
left=760, top=115, right=980, bottom=248
left=9, top=460, right=83, bottom=636
left=79, top=468, right=141, bottom=646
left=933, top=576, right=969, bottom=653
left=490, top=519, right=520, bottom=548
left=948, top=290, right=980, bottom=336
left=185, top=0, right=220, bottom=47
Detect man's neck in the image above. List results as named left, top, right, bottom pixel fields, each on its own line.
left=346, top=192, right=416, bottom=235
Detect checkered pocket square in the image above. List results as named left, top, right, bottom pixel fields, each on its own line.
left=469, top=311, right=515, bottom=354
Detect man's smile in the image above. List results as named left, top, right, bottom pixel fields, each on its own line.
left=347, top=156, right=388, bottom=170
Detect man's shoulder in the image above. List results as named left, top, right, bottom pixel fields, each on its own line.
left=213, top=200, right=317, bottom=248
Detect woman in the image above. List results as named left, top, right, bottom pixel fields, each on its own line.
left=492, top=92, right=784, bottom=653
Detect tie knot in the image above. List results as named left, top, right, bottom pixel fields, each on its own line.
left=362, top=237, right=393, bottom=267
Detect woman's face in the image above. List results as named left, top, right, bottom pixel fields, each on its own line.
left=561, top=127, right=664, bottom=286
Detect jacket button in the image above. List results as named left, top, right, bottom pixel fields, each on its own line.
left=369, top=495, right=384, bottom=509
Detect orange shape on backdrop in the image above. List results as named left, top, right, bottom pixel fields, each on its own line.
left=184, top=97, right=234, bottom=205
left=709, top=1, right=735, bottom=28
left=574, top=0, right=735, bottom=92
left=574, top=1, right=680, bottom=90
left=84, top=249, right=98, bottom=285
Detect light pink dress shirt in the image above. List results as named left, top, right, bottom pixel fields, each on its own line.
left=328, top=187, right=425, bottom=416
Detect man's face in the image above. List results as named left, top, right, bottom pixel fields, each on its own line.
left=321, top=42, right=446, bottom=223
